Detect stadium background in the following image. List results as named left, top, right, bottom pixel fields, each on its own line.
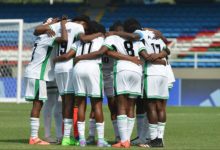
left=0, top=0, right=220, bottom=150
left=0, top=0, right=220, bottom=106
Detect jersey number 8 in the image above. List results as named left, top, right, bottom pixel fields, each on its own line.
left=124, top=41, right=135, bottom=56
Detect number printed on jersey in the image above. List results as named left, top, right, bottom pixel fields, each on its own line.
left=58, top=42, right=67, bottom=56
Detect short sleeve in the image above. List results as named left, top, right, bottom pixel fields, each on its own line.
left=103, top=36, right=115, bottom=50
left=70, top=41, right=80, bottom=52
left=133, top=41, right=146, bottom=53
left=49, top=22, right=60, bottom=34
left=75, top=25, right=85, bottom=39
left=134, top=30, right=144, bottom=40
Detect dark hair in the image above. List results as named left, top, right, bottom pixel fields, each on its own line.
left=109, top=20, right=123, bottom=31
left=88, top=21, right=106, bottom=34
left=123, top=18, right=142, bottom=33
left=72, top=15, right=90, bottom=25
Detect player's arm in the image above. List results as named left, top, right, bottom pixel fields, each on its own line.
left=55, top=16, right=68, bottom=43
left=139, top=49, right=166, bottom=66
left=74, top=46, right=108, bottom=64
left=78, top=33, right=104, bottom=43
left=106, top=50, right=142, bottom=65
left=106, top=31, right=140, bottom=41
left=143, top=28, right=168, bottom=44
left=53, top=50, right=76, bottom=63
left=150, top=47, right=170, bottom=61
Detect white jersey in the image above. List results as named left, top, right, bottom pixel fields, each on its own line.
left=135, top=30, right=167, bottom=77
left=71, top=37, right=104, bottom=64
left=102, top=54, right=114, bottom=76
left=50, top=22, right=85, bottom=73
left=103, top=35, right=143, bottom=74
left=24, top=34, right=56, bottom=81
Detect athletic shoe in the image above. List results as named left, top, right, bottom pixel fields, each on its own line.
left=97, top=139, right=111, bottom=147
left=61, top=137, right=79, bottom=146
left=112, top=140, right=130, bottom=148
left=79, top=139, right=86, bottom=147
left=29, top=137, right=50, bottom=145
left=139, top=138, right=164, bottom=148
left=56, top=137, right=62, bottom=145
left=131, top=137, right=145, bottom=145
left=86, top=136, right=95, bottom=144
left=44, top=137, right=56, bottom=143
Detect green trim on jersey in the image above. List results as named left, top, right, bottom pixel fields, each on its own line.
left=34, top=79, right=40, bottom=99
left=138, top=47, right=146, bottom=53
left=103, top=44, right=114, bottom=50
left=113, top=61, right=118, bottom=95
left=59, top=91, right=75, bottom=96
left=40, top=46, right=53, bottom=80
left=99, top=64, right=103, bottom=98
left=117, top=91, right=142, bottom=96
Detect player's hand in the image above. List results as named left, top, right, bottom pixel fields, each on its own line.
left=61, top=15, right=68, bottom=20
left=131, top=56, right=143, bottom=65
left=46, top=29, right=55, bottom=37
left=150, top=53, right=161, bottom=61
left=74, top=57, right=80, bottom=65
left=153, top=30, right=162, bottom=39
left=51, top=17, right=60, bottom=24
left=161, top=60, right=166, bottom=66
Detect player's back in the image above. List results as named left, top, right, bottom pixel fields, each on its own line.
left=104, top=35, right=143, bottom=74
left=24, top=34, right=56, bottom=81
left=52, top=22, right=85, bottom=73
left=75, top=36, right=104, bottom=64
left=140, top=30, right=167, bottom=77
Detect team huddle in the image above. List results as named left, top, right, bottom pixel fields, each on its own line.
left=24, top=15, right=175, bottom=148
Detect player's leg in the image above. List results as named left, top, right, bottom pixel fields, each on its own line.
left=43, top=88, right=56, bottom=143
left=53, top=95, right=63, bottom=144
left=86, top=109, right=96, bottom=144
left=25, top=78, right=49, bottom=145
left=77, top=96, right=87, bottom=147
left=156, top=100, right=166, bottom=146
left=107, top=96, right=120, bottom=142
left=126, top=97, right=136, bottom=142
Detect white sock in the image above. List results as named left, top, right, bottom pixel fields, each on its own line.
left=158, top=122, right=166, bottom=139
left=89, top=119, right=96, bottom=137
left=117, top=115, right=128, bottom=142
left=127, top=117, right=135, bottom=141
left=30, top=117, right=39, bottom=138
left=149, top=123, right=158, bottom=140
left=77, top=121, right=85, bottom=140
left=63, top=118, right=72, bottom=138
left=43, top=94, right=54, bottom=138
left=112, top=120, right=119, bottom=137
left=54, top=101, right=62, bottom=139
left=136, top=114, right=145, bottom=137
left=96, top=122, right=104, bottom=141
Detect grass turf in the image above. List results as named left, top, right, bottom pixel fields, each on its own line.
left=0, top=103, right=220, bottom=150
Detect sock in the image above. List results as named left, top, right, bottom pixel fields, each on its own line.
left=127, top=117, right=135, bottom=141
left=149, top=123, right=158, bottom=140
left=112, top=120, right=120, bottom=138
left=89, top=119, right=96, bottom=137
left=143, top=113, right=150, bottom=140
left=136, top=114, right=145, bottom=137
left=117, top=115, right=128, bottom=142
left=96, top=122, right=104, bottom=142
left=43, top=94, right=54, bottom=138
left=77, top=121, right=85, bottom=140
left=158, top=122, right=166, bottom=139
left=30, top=117, right=40, bottom=138
left=54, top=101, right=62, bottom=139
left=63, top=118, right=72, bottom=138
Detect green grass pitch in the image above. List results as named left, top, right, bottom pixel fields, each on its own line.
left=0, top=103, right=220, bottom=150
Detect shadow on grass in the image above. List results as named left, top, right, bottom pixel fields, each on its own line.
left=0, top=139, right=28, bottom=144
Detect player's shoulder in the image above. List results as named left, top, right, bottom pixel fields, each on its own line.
left=66, top=22, right=83, bottom=29
left=105, top=35, right=124, bottom=41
